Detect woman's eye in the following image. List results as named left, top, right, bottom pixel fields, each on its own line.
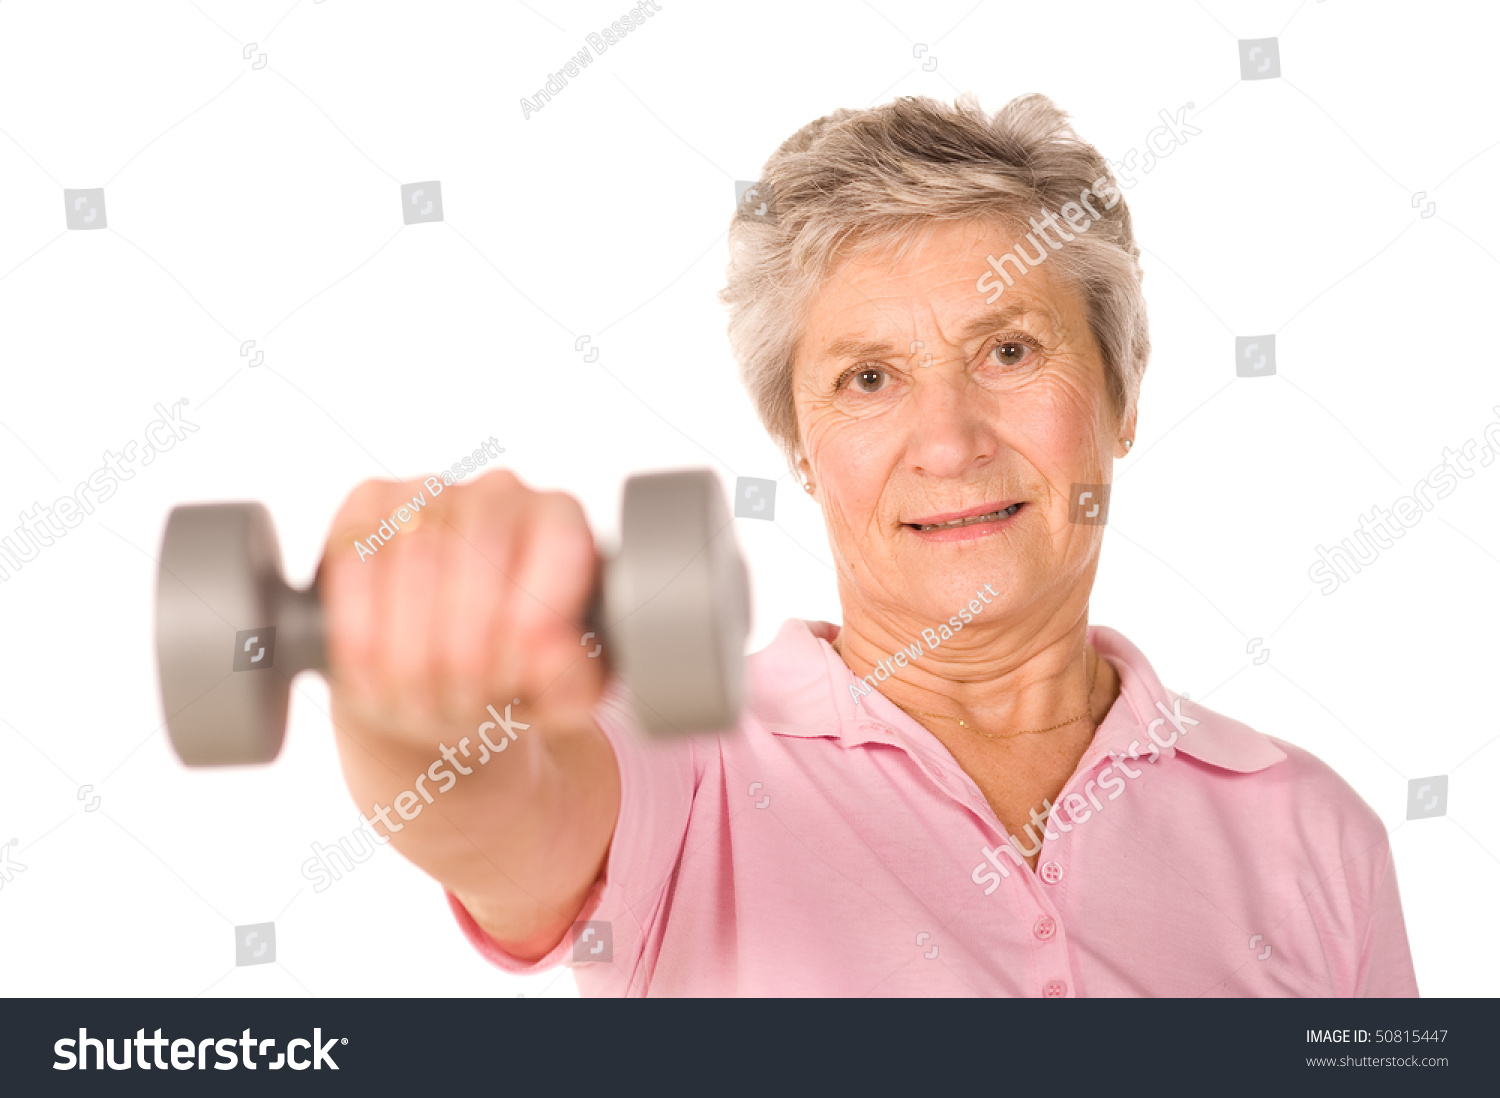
left=988, top=340, right=1034, bottom=368
left=848, top=367, right=888, bottom=393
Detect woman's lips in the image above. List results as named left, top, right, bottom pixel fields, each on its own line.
left=905, top=502, right=1025, bottom=541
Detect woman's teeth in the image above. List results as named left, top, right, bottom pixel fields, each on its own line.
left=915, top=503, right=1021, bottom=531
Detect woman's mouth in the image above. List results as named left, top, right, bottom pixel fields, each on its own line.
left=906, top=502, right=1024, bottom=534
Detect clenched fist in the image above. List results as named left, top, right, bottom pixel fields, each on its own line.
left=322, top=469, right=606, bottom=739
left=315, top=468, right=621, bottom=958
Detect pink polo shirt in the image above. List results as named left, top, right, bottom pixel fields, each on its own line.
left=448, top=620, right=1419, bottom=997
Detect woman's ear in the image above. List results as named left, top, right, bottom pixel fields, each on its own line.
left=795, top=453, right=814, bottom=492
left=1118, top=408, right=1138, bottom=458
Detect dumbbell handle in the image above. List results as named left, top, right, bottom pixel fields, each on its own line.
left=264, top=564, right=608, bottom=681
left=271, top=575, right=327, bottom=677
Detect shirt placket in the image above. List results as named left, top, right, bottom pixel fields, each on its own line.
left=1028, top=809, right=1073, bottom=998
left=869, top=721, right=1081, bottom=998
left=1030, top=729, right=1159, bottom=998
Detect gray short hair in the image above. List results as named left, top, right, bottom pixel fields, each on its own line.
left=719, top=92, right=1150, bottom=470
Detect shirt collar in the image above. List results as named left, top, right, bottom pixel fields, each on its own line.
left=749, top=619, right=900, bottom=749
left=748, top=619, right=1286, bottom=775
left=1079, top=626, right=1286, bottom=774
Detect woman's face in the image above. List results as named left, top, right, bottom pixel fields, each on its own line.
left=791, top=218, right=1134, bottom=631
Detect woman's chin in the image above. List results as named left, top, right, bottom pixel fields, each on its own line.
left=891, top=572, right=1020, bottom=626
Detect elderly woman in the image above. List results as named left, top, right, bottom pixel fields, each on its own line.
left=323, top=93, right=1418, bottom=996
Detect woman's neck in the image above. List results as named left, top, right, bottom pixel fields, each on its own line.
left=836, top=616, right=1124, bottom=865
left=834, top=613, right=1108, bottom=741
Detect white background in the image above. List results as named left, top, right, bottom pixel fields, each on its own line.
left=0, top=0, right=1495, bottom=998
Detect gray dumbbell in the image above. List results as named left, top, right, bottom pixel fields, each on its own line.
left=154, top=468, right=752, bottom=766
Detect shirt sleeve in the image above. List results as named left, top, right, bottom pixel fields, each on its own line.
left=447, top=676, right=698, bottom=986
left=1353, top=837, right=1420, bottom=997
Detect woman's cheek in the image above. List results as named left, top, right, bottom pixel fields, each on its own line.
left=802, top=407, right=862, bottom=469
left=822, top=427, right=894, bottom=509
left=1017, top=382, right=1110, bottom=474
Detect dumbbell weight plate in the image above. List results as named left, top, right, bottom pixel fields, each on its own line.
left=605, top=469, right=751, bottom=736
left=155, top=502, right=316, bottom=766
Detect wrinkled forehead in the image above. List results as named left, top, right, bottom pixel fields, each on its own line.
left=796, top=229, right=1081, bottom=370
left=802, top=300, right=1060, bottom=369
left=832, top=214, right=1074, bottom=298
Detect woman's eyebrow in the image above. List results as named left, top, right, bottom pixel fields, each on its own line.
left=814, top=304, right=1038, bottom=363
left=955, top=304, right=1039, bottom=341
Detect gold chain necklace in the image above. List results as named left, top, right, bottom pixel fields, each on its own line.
left=891, top=647, right=1099, bottom=740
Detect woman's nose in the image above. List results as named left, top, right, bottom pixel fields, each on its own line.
left=902, top=364, right=999, bottom=477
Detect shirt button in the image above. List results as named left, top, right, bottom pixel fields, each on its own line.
left=1042, top=979, right=1068, bottom=997
left=1033, top=915, right=1057, bottom=941
left=1040, top=860, right=1064, bottom=884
